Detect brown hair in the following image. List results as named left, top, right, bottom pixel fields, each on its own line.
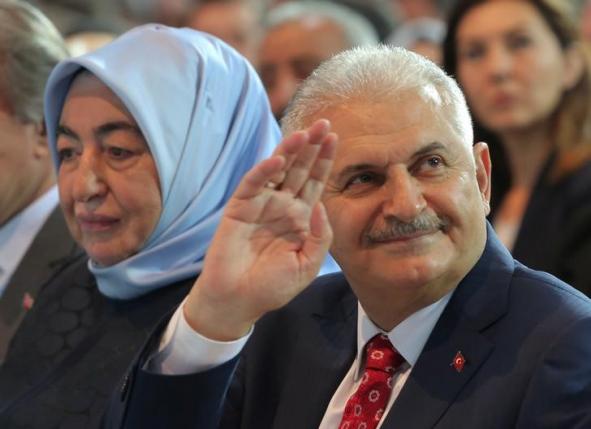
left=443, top=0, right=591, bottom=182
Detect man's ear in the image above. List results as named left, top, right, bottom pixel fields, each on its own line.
left=30, top=119, right=50, bottom=159
left=473, top=142, right=491, bottom=215
left=562, top=44, right=585, bottom=91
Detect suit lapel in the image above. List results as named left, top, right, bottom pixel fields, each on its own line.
left=272, top=276, right=358, bottom=429
left=382, top=315, right=495, bottom=429
left=383, top=225, right=515, bottom=429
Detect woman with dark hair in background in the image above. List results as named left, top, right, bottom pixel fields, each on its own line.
left=443, top=0, right=591, bottom=295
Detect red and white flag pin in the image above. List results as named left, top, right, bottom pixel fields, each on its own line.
left=451, top=351, right=466, bottom=373
left=22, top=292, right=34, bottom=311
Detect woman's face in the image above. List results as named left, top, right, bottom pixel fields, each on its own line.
left=455, top=0, right=575, bottom=134
left=57, top=73, right=162, bottom=266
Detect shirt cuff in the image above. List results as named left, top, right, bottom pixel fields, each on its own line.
left=147, top=299, right=252, bottom=375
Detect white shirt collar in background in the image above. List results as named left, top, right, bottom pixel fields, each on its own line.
left=0, top=186, right=59, bottom=296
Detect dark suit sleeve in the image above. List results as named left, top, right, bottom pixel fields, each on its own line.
left=104, top=355, right=239, bottom=429
left=515, top=316, right=591, bottom=428
left=103, top=318, right=240, bottom=429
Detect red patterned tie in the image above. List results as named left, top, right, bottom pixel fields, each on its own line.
left=338, top=334, right=405, bottom=429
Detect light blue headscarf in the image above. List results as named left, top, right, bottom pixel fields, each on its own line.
left=43, top=25, right=281, bottom=300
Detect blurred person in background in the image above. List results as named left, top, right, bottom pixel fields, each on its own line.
left=122, top=0, right=192, bottom=26
left=329, top=0, right=397, bottom=41
left=390, top=0, right=448, bottom=21
left=64, top=17, right=124, bottom=56
left=0, top=0, right=74, bottom=364
left=443, top=0, right=591, bottom=295
left=259, top=0, right=378, bottom=120
left=579, top=0, right=591, bottom=43
left=33, top=0, right=130, bottom=37
left=66, top=31, right=116, bottom=56
left=184, top=0, right=267, bottom=67
left=387, top=17, right=446, bottom=65
left=0, top=24, right=279, bottom=427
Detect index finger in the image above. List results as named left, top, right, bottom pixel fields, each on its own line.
left=268, top=119, right=331, bottom=185
left=232, top=155, right=286, bottom=200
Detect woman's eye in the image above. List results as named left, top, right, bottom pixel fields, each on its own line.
left=507, top=35, right=531, bottom=51
left=108, top=146, right=133, bottom=159
left=57, top=148, right=76, bottom=162
left=459, top=44, right=485, bottom=61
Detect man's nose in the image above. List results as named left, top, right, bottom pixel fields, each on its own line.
left=270, top=71, right=300, bottom=118
left=381, top=169, right=426, bottom=223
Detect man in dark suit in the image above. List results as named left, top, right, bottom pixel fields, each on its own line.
left=109, top=46, right=591, bottom=428
left=0, top=0, right=76, bottom=362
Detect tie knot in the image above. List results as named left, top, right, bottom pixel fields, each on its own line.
left=364, top=334, right=404, bottom=374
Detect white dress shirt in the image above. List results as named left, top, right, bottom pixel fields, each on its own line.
left=319, top=293, right=453, bottom=428
left=148, top=296, right=251, bottom=375
left=150, top=289, right=453, bottom=426
left=0, top=186, right=59, bottom=296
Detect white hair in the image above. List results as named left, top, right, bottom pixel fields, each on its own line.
left=0, top=0, right=68, bottom=123
left=265, top=1, right=379, bottom=48
left=282, top=45, right=474, bottom=146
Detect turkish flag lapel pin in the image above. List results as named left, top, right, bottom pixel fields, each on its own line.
left=451, top=351, right=466, bottom=373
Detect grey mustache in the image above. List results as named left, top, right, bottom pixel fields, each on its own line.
left=366, top=215, right=450, bottom=243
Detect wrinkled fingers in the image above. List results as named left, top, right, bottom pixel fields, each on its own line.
left=298, top=132, right=338, bottom=205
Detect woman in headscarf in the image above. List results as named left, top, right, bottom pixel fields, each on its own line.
left=0, top=24, right=281, bottom=427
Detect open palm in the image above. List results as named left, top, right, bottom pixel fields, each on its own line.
left=185, top=120, right=337, bottom=340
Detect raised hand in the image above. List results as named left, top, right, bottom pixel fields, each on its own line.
left=184, top=119, right=337, bottom=340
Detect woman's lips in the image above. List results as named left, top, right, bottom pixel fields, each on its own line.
left=76, top=214, right=119, bottom=232
left=491, top=92, right=516, bottom=108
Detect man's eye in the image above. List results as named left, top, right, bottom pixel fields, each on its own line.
left=427, top=156, right=442, bottom=168
left=507, top=35, right=531, bottom=51
left=347, top=173, right=377, bottom=188
left=416, top=156, right=444, bottom=174
left=293, top=60, right=319, bottom=81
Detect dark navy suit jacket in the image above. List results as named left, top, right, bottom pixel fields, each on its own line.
left=108, top=225, right=591, bottom=428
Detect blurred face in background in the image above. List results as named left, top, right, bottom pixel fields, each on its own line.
left=392, top=0, right=441, bottom=20
left=186, top=1, right=262, bottom=66
left=455, top=0, right=581, bottom=135
left=0, top=100, right=52, bottom=226
left=259, top=17, right=349, bottom=120
left=409, top=40, right=443, bottom=65
left=57, top=73, right=162, bottom=266
left=580, top=0, right=591, bottom=43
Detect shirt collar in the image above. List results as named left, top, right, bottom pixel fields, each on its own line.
left=0, top=186, right=59, bottom=295
left=353, top=289, right=454, bottom=379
